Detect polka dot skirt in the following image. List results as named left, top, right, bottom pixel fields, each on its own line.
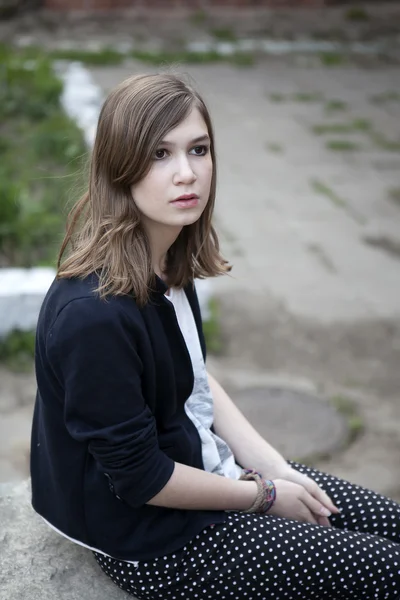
left=93, top=461, right=400, bottom=599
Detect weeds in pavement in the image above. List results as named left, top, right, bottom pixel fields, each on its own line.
left=311, top=179, right=347, bottom=208
left=311, top=180, right=365, bottom=224
left=0, top=329, right=36, bottom=372
left=369, top=91, right=400, bottom=105
left=266, top=142, right=284, bottom=154
left=202, top=298, right=223, bottom=355
left=189, top=9, right=208, bottom=26
left=231, top=52, right=255, bottom=67
left=292, top=92, right=324, bottom=103
left=51, top=47, right=126, bottom=65
left=268, top=92, right=324, bottom=104
left=210, top=27, right=237, bottom=42
left=345, top=6, right=369, bottom=21
left=312, top=119, right=371, bottom=135
left=9, top=42, right=255, bottom=69
left=331, top=395, right=364, bottom=444
left=319, top=52, right=345, bottom=67
left=307, top=243, right=337, bottom=273
left=363, top=235, right=400, bottom=259
left=326, top=140, right=360, bottom=152
left=370, top=133, right=400, bottom=152
left=388, top=188, right=400, bottom=205
left=324, top=99, right=348, bottom=113
left=131, top=48, right=255, bottom=67
left=269, top=93, right=286, bottom=103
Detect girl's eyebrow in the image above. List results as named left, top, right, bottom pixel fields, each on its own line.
left=158, top=134, right=210, bottom=147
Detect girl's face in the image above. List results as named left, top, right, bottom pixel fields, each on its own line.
left=130, top=107, right=213, bottom=235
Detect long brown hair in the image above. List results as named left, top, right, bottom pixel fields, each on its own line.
left=57, top=73, right=231, bottom=306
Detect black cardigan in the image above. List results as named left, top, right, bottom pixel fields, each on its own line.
left=30, top=273, right=226, bottom=561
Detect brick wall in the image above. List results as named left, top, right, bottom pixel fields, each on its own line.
left=44, top=0, right=325, bottom=10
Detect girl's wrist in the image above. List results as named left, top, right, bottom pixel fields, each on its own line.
left=239, top=468, right=276, bottom=514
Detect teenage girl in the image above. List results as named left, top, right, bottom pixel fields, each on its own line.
left=31, top=73, right=400, bottom=599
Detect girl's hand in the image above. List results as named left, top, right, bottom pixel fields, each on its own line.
left=277, top=466, right=340, bottom=522
left=268, top=479, right=334, bottom=526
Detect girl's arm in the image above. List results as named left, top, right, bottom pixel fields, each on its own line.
left=147, top=462, right=257, bottom=510
left=148, top=461, right=335, bottom=525
left=207, top=371, right=287, bottom=477
left=207, top=371, right=339, bottom=517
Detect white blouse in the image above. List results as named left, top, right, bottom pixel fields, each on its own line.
left=166, top=286, right=242, bottom=480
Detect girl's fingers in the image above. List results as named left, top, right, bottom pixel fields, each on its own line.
left=298, top=474, right=339, bottom=514
left=300, top=488, right=333, bottom=519
left=315, top=514, right=332, bottom=527
left=299, top=504, right=319, bottom=525
left=312, top=486, right=339, bottom=514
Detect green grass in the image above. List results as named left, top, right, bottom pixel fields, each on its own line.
left=324, top=99, right=348, bottom=113
left=210, top=27, right=237, bottom=42
left=50, top=47, right=126, bottom=65
left=369, top=91, right=400, bottom=105
left=292, top=92, right=324, bottom=103
left=389, top=188, right=400, bottom=204
left=311, top=115, right=400, bottom=154
left=266, top=142, right=284, bottom=154
left=312, top=118, right=371, bottom=135
left=269, top=92, right=286, bottom=103
left=331, top=395, right=364, bottom=444
left=292, top=393, right=364, bottom=465
left=345, top=6, right=369, bottom=21
left=370, top=133, right=400, bottom=152
left=0, top=43, right=87, bottom=268
left=7, top=43, right=127, bottom=66
left=311, top=179, right=347, bottom=208
left=130, top=48, right=254, bottom=67
left=325, top=139, right=360, bottom=152
left=311, top=27, right=348, bottom=42
left=319, top=52, right=345, bottom=67
left=4, top=42, right=255, bottom=69
left=268, top=92, right=325, bottom=104
left=189, top=9, right=208, bottom=26
left=202, top=298, right=223, bottom=355
left=363, top=234, right=400, bottom=258
left=231, top=52, right=255, bottom=67
left=0, top=329, right=36, bottom=371
left=131, top=48, right=220, bottom=64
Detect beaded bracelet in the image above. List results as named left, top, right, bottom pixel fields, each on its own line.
left=239, top=468, right=276, bottom=514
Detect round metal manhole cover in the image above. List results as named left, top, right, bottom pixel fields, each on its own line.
left=231, top=387, right=349, bottom=461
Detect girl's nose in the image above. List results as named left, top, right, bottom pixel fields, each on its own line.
left=173, top=156, right=197, bottom=185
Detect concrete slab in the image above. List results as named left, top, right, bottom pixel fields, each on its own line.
left=230, top=387, right=348, bottom=462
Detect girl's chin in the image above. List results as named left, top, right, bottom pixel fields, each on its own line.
left=169, top=212, right=202, bottom=227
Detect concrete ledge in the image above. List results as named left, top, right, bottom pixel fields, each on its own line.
left=0, top=268, right=56, bottom=338
left=0, top=480, right=132, bottom=600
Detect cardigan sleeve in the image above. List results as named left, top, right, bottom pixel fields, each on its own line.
left=46, top=296, right=175, bottom=508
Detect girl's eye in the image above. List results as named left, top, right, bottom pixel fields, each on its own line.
left=154, top=149, right=168, bottom=160
left=190, top=145, right=208, bottom=156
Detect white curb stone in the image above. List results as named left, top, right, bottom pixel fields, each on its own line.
left=0, top=268, right=56, bottom=338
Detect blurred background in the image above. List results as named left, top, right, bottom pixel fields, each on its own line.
left=1, top=0, right=400, bottom=502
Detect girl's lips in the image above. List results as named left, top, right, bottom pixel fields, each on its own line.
left=171, top=197, right=199, bottom=208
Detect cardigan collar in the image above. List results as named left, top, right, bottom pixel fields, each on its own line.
left=153, top=274, right=169, bottom=295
